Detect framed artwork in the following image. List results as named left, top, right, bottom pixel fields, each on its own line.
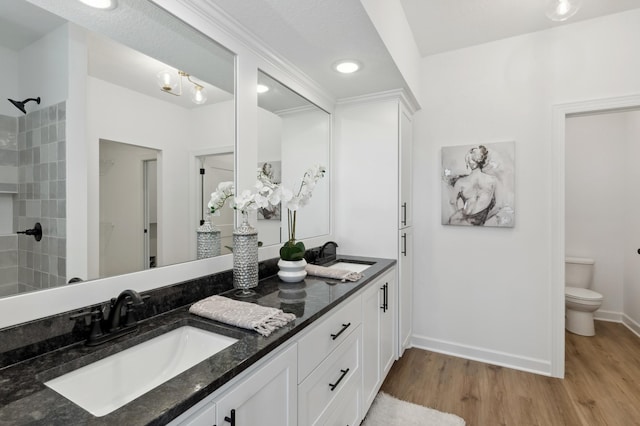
left=257, top=161, right=281, bottom=220
left=441, top=141, right=515, bottom=227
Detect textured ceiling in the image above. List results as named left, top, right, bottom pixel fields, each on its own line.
left=400, top=0, right=640, bottom=57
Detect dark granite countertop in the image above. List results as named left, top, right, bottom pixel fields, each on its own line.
left=0, top=255, right=395, bottom=425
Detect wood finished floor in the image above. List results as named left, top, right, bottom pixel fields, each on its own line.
left=380, top=321, right=640, bottom=426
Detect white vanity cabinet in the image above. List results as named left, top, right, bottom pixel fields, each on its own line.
left=361, top=269, right=396, bottom=412
left=334, top=96, right=414, bottom=357
left=169, top=343, right=297, bottom=426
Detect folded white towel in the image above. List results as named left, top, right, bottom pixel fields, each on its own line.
left=305, top=264, right=364, bottom=282
left=189, top=295, right=296, bottom=337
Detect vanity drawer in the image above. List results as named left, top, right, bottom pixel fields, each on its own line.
left=298, top=295, right=361, bottom=382
left=298, top=325, right=361, bottom=426
left=321, top=375, right=361, bottom=426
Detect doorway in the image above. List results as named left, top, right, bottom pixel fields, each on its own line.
left=551, top=94, right=640, bottom=378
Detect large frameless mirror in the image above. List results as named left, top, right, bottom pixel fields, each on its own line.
left=256, top=70, right=330, bottom=248
left=0, top=0, right=235, bottom=297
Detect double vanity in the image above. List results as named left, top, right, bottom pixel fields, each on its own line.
left=0, top=256, right=396, bottom=425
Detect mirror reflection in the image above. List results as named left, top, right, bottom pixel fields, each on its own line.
left=0, top=0, right=235, bottom=296
left=256, top=71, right=331, bottom=248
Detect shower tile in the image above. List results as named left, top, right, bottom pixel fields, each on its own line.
left=57, top=256, right=65, bottom=277
left=57, top=200, right=65, bottom=218
left=48, top=106, right=57, bottom=125
left=49, top=162, right=57, bottom=180
left=18, top=116, right=25, bottom=133
left=57, top=102, right=66, bottom=121
left=0, top=236, right=17, bottom=250
left=0, top=183, right=17, bottom=192
left=0, top=166, right=18, bottom=184
left=40, top=126, right=48, bottom=145
left=0, top=281, right=18, bottom=297
left=0, top=250, right=17, bottom=268
left=58, top=122, right=65, bottom=141
left=57, top=161, right=65, bottom=180
left=0, top=150, right=18, bottom=166
left=57, top=181, right=65, bottom=199
left=48, top=124, right=57, bottom=143
left=48, top=256, right=57, bottom=275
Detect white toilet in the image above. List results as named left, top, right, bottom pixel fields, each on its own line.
left=565, top=257, right=603, bottom=336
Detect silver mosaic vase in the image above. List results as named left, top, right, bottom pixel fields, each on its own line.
left=197, top=215, right=221, bottom=259
left=233, top=214, right=259, bottom=297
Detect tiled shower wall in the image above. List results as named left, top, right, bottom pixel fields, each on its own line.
left=15, top=102, right=67, bottom=294
left=0, top=115, right=18, bottom=296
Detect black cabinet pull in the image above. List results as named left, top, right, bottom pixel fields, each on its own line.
left=382, top=283, right=389, bottom=312
left=224, top=409, right=235, bottom=425
left=401, top=233, right=407, bottom=256
left=401, top=202, right=407, bottom=226
left=330, top=323, right=351, bottom=340
left=329, top=368, right=350, bottom=391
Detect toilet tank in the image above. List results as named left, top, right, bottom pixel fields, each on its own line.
left=565, top=257, right=595, bottom=288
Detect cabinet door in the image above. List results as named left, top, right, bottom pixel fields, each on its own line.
left=399, top=107, right=413, bottom=229
left=361, top=282, right=382, bottom=411
left=215, top=344, right=297, bottom=426
left=380, top=274, right=396, bottom=377
left=398, top=227, right=413, bottom=355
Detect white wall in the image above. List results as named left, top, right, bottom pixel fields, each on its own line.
left=624, top=111, right=640, bottom=332
left=0, top=47, right=19, bottom=116
left=413, top=9, right=640, bottom=374
left=565, top=112, right=630, bottom=319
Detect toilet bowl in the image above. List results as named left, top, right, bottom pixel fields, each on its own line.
left=565, top=257, right=603, bottom=336
left=565, top=287, right=603, bottom=336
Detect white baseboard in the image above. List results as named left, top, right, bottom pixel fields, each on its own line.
left=410, top=334, right=551, bottom=376
left=594, top=309, right=623, bottom=322
left=622, top=315, right=640, bottom=338
left=594, top=310, right=640, bottom=338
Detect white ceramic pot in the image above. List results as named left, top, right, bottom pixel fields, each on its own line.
left=277, top=259, right=307, bottom=283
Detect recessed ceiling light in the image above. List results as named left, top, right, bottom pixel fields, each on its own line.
left=257, top=84, right=270, bottom=94
left=334, top=60, right=361, bottom=74
left=78, top=0, right=117, bottom=10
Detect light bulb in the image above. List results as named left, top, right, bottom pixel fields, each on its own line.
left=191, top=85, right=207, bottom=105
left=257, top=84, right=270, bottom=94
left=157, top=70, right=177, bottom=92
left=545, top=0, right=582, bottom=22
left=334, top=60, right=361, bottom=74
left=78, top=0, right=117, bottom=10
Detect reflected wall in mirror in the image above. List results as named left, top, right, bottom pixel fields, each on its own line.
left=256, top=71, right=331, bottom=248
left=0, top=0, right=235, bottom=298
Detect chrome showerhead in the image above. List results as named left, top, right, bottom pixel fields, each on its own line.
left=7, top=97, right=41, bottom=114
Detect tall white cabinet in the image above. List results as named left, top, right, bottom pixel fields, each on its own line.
left=334, top=94, right=414, bottom=357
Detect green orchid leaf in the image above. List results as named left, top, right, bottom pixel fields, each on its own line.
left=280, top=241, right=306, bottom=261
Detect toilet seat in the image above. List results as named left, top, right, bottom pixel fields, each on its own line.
left=565, top=286, right=603, bottom=302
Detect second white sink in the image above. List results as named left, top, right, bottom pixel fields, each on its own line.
left=45, top=325, right=237, bottom=417
left=327, top=261, right=371, bottom=273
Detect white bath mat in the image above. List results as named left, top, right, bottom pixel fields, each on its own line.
left=362, top=392, right=466, bottom=426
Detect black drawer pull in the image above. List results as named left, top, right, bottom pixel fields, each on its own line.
left=329, top=368, right=350, bottom=391
left=224, top=409, right=235, bottom=425
left=330, top=323, right=351, bottom=340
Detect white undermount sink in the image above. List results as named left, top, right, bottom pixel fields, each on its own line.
left=327, top=261, right=372, bottom=273
left=45, top=326, right=237, bottom=417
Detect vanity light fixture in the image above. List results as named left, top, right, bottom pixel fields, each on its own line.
left=78, top=0, right=118, bottom=10
left=157, top=69, right=207, bottom=105
left=256, top=84, right=270, bottom=94
left=333, top=60, right=361, bottom=74
left=545, top=0, right=582, bottom=21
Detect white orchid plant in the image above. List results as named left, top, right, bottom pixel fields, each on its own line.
left=207, top=164, right=326, bottom=261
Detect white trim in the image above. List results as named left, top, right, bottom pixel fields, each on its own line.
left=336, top=89, right=419, bottom=115
left=411, top=334, right=552, bottom=376
left=551, top=93, right=640, bottom=378
left=594, top=310, right=623, bottom=323
left=622, top=315, right=640, bottom=338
